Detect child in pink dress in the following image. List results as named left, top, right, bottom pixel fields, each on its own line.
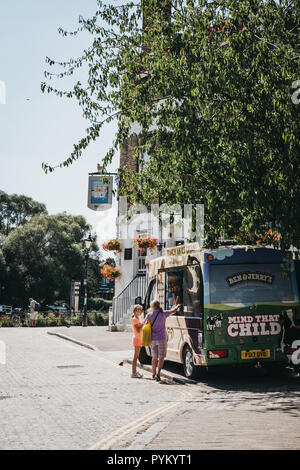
left=131, top=305, right=144, bottom=378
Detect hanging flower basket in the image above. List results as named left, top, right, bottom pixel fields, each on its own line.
left=238, top=228, right=282, bottom=248
left=133, top=235, right=158, bottom=253
left=100, top=264, right=122, bottom=281
left=256, top=229, right=282, bottom=248
left=102, top=239, right=122, bottom=254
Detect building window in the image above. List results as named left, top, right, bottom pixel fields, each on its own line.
left=136, top=229, right=150, bottom=273
left=138, top=250, right=147, bottom=273
left=124, top=248, right=132, bottom=260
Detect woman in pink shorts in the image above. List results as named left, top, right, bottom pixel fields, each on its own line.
left=131, top=304, right=144, bottom=378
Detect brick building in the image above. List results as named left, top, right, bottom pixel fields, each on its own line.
left=111, top=2, right=190, bottom=329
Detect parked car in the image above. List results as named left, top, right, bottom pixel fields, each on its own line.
left=0, top=305, right=13, bottom=315
left=46, top=304, right=69, bottom=315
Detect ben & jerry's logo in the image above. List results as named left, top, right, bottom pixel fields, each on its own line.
left=226, top=271, right=274, bottom=287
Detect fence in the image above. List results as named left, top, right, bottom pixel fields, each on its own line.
left=111, top=273, right=148, bottom=327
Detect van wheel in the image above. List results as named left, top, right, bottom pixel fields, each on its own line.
left=139, top=347, right=152, bottom=365
left=183, top=345, right=200, bottom=379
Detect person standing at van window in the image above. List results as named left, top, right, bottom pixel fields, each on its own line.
left=28, top=298, right=38, bottom=327
left=146, top=300, right=181, bottom=382
left=131, top=305, right=144, bottom=378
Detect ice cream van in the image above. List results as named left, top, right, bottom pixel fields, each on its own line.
left=137, top=243, right=300, bottom=378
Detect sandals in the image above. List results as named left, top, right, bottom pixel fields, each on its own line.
left=152, top=374, right=161, bottom=382
left=131, top=372, right=143, bottom=379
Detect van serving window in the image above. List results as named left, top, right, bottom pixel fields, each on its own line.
left=166, top=271, right=183, bottom=311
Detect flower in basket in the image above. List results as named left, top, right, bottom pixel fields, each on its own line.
left=262, top=228, right=282, bottom=247
left=133, top=235, right=158, bottom=253
left=100, top=264, right=122, bottom=281
left=102, top=239, right=122, bottom=254
left=238, top=228, right=282, bottom=247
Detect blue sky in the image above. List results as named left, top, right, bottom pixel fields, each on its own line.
left=0, top=0, right=118, bottom=243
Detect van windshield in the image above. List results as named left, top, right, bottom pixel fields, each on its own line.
left=209, top=263, right=298, bottom=305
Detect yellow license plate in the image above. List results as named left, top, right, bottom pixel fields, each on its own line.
left=241, top=349, right=270, bottom=359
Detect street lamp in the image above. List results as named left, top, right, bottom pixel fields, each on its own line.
left=83, top=234, right=93, bottom=327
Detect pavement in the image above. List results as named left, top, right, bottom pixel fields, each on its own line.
left=46, top=326, right=300, bottom=451
left=48, top=326, right=133, bottom=352
left=0, top=327, right=185, bottom=450
left=47, top=326, right=134, bottom=364
left=47, top=326, right=187, bottom=383
left=1, top=326, right=299, bottom=450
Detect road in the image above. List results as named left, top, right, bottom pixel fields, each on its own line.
left=0, top=327, right=299, bottom=450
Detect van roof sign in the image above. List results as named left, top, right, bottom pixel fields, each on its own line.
left=148, top=243, right=202, bottom=277
left=165, top=242, right=200, bottom=257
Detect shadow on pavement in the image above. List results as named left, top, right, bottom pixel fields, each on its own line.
left=163, top=360, right=300, bottom=393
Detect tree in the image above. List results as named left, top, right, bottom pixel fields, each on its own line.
left=87, top=253, right=103, bottom=298
left=0, top=191, right=47, bottom=236
left=1, top=213, right=93, bottom=306
left=42, top=0, right=300, bottom=248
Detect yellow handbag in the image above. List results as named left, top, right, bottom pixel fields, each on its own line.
left=142, top=312, right=160, bottom=347
left=142, top=321, right=151, bottom=347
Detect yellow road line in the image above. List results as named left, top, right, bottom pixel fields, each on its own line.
left=88, top=389, right=194, bottom=450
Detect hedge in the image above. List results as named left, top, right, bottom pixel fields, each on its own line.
left=0, top=311, right=109, bottom=328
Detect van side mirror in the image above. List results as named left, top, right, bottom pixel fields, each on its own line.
left=135, top=296, right=142, bottom=305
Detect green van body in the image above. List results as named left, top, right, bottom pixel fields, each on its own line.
left=202, top=247, right=300, bottom=367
